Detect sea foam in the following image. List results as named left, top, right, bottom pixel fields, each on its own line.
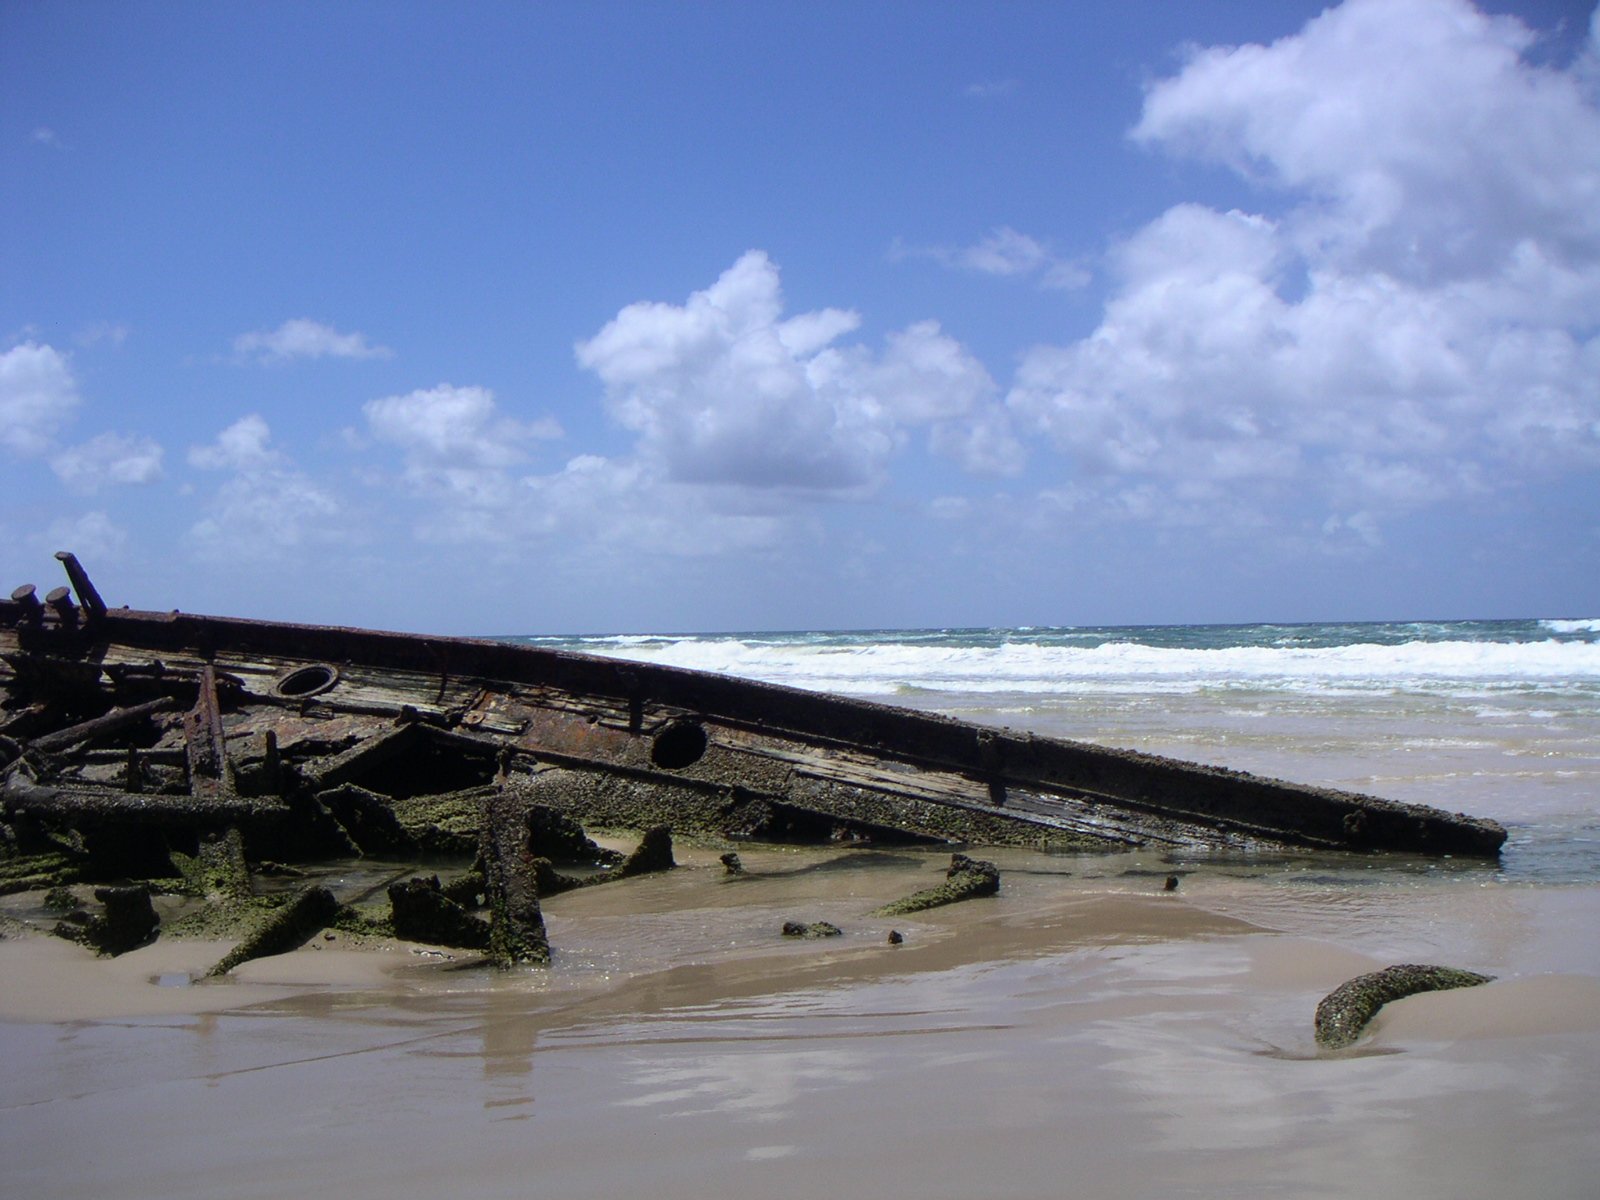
left=1542, top=618, right=1600, bottom=635
left=559, top=630, right=1600, bottom=697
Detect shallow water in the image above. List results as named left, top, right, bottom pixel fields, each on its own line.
left=907, top=683, right=1600, bottom=885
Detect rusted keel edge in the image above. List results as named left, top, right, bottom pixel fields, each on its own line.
left=1, top=602, right=1508, bottom=858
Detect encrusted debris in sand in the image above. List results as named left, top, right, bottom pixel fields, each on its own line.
left=876, top=854, right=1000, bottom=916
left=1315, top=963, right=1495, bottom=1048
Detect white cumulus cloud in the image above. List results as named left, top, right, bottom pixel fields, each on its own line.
left=1133, top=0, right=1600, bottom=285
left=362, top=382, right=562, bottom=515
left=232, top=318, right=392, bottom=364
left=188, top=413, right=281, bottom=471
left=0, top=342, right=80, bottom=456
left=1010, top=0, right=1600, bottom=538
left=577, top=250, right=1016, bottom=490
left=364, top=384, right=560, bottom=469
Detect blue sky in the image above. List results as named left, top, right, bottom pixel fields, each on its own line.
left=4, top=0, right=1598, bottom=634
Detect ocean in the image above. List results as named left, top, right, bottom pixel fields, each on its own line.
left=5, top=616, right=1598, bottom=1198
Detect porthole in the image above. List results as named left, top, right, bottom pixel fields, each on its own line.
left=272, top=662, right=340, bottom=699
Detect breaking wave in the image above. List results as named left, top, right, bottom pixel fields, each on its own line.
left=517, top=620, right=1600, bottom=699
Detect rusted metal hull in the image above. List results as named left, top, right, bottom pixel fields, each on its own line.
left=2, top=556, right=1508, bottom=866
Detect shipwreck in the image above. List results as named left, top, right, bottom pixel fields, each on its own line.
left=1, top=553, right=1506, bottom=966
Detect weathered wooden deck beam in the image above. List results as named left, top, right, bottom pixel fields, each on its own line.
left=2, top=772, right=289, bottom=827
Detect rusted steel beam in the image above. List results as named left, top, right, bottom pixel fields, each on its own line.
left=53, top=552, right=107, bottom=623
left=182, top=664, right=233, bottom=799
left=305, top=724, right=423, bottom=790
left=206, top=886, right=342, bottom=977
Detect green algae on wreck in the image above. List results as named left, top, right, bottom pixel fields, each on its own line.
left=876, top=854, right=1000, bottom=916
left=170, top=827, right=252, bottom=901
left=0, top=851, right=82, bottom=897
left=781, top=920, right=843, bottom=938
left=1315, top=963, right=1495, bottom=1049
left=206, top=885, right=342, bottom=977
left=41, top=884, right=81, bottom=912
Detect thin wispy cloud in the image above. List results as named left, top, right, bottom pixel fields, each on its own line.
left=52, top=432, right=164, bottom=494
left=891, top=227, right=1090, bottom=290
left=74, top=321, right=130, bottom=348
left=963, top=79, right=1020, bottom=99
left=31, top=511, right=128, bottom=563
left=231, top=318, right=392, bottom=364
left=186, top=415, right=346, bottom=559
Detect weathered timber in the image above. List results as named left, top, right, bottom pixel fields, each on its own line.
left=388, top=875, right=491, bottom=950
left=2, top=770, right=288, bottom=828
left=26, top=696, right=175, bottom=754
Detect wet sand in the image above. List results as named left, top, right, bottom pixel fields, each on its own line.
left=4, top=844, right=1599, bottom=1199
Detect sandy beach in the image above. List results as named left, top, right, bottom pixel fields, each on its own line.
left=5, top=839, right=1598, bottom=1200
